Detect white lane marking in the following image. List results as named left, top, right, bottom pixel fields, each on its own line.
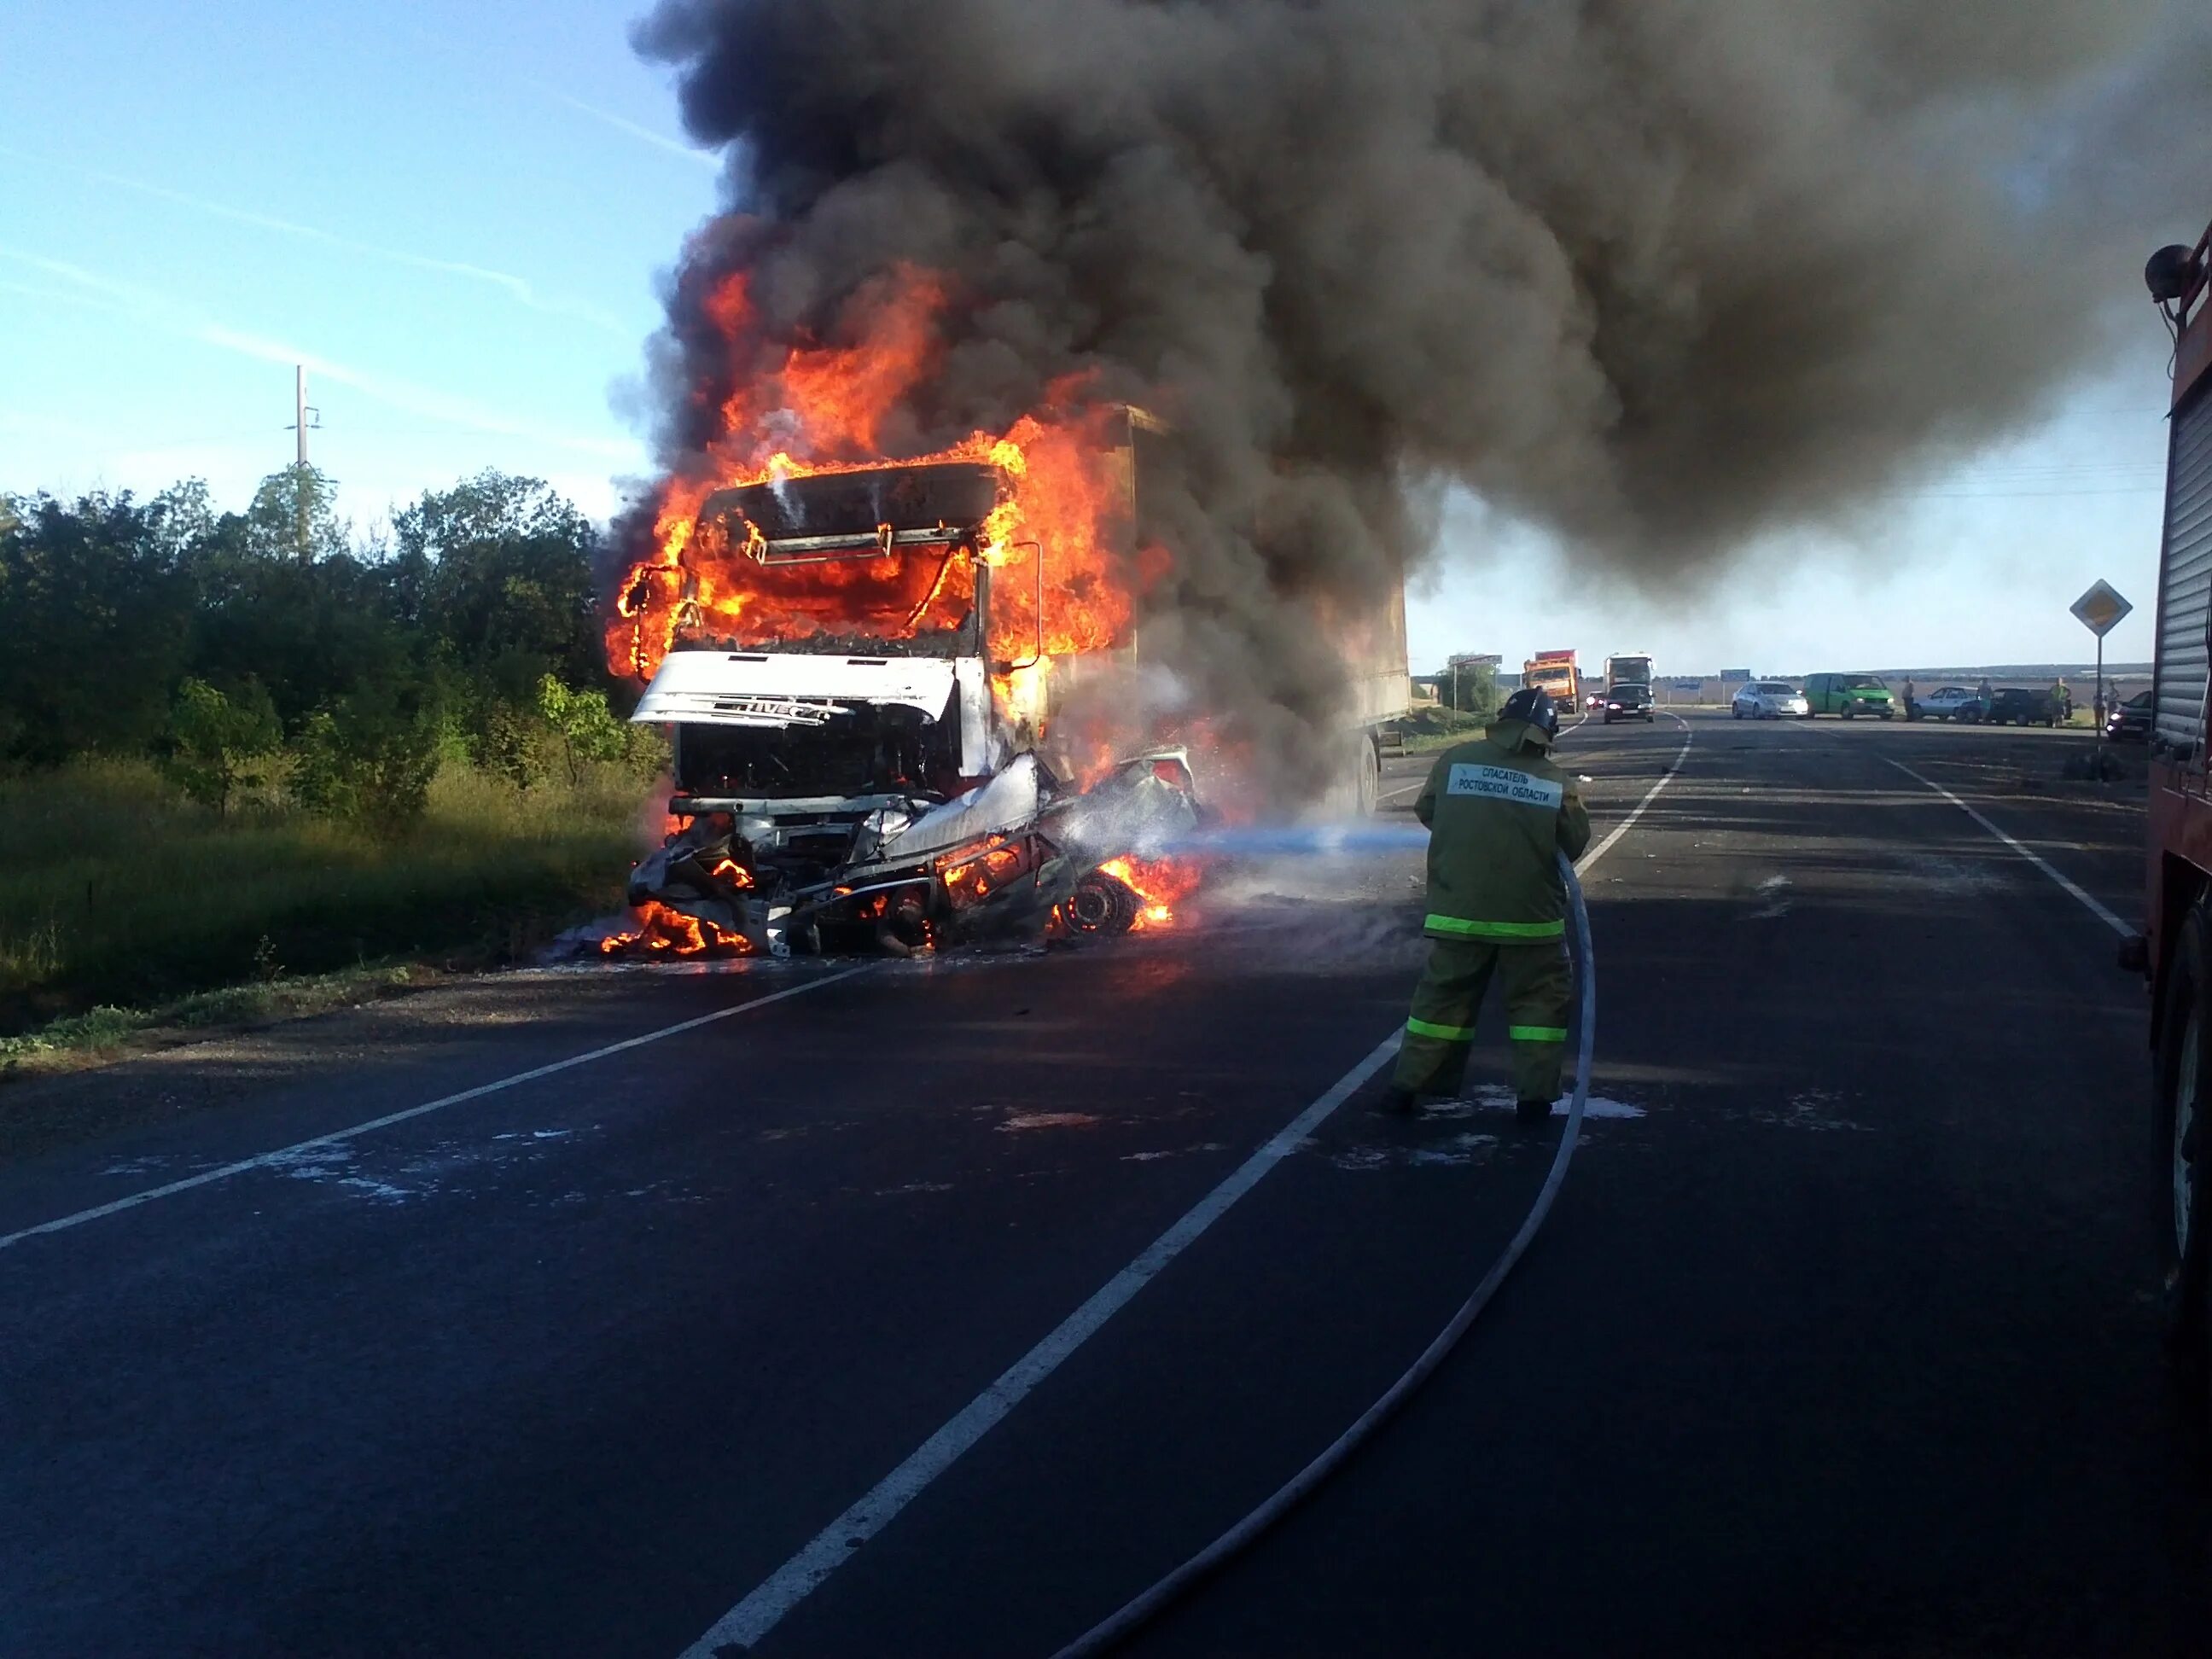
left=678, top=1029, right=1405, bottom=1658
left=0, top=967, right=872, bottom=1253
left=1575, top=713, right=1693, bottom=876
left=1883, top=757, right=2131, bottom=938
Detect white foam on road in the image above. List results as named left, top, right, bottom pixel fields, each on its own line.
left=1745, top=874, right=1794, bottom=919
left=997, top=1111, right=1100, bottom=1132
left=1421, top=1085, right=1646, bottom=1121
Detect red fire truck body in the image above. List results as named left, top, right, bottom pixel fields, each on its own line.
left=2137, top=217, right=2212, bottom=1383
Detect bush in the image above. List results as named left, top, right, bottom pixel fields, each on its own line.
left=292, top=683, right=445, bottom=836
left=166, top=677, right=282, bottom=816
left=538, top=675, right=660, bottom=783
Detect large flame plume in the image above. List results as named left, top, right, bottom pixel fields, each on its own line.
left=606, top=264, right=1138, bottom=705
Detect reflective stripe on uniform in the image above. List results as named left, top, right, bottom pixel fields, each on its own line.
left=1508, top=1024, right=1568, bottom=1044
left=1444, top=764, right=1564, bottom=809
left=1406, top=1016, right=1478, bottom=1042
left=1423, top=915, right=1565, bottom=940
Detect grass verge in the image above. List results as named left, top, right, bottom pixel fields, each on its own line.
left=0, top=962, right=446, bottom=1079
left=0, top=756, right=649, bottom=1044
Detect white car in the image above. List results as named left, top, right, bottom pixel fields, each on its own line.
left=1908, top=685, right=1987, bottom=722
left=1732, top=680, right=1810, bottom=719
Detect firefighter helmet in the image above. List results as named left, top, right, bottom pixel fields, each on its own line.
left=1499, top=686, right=1561, bottom=738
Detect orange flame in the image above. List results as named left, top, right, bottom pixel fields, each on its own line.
left=1097, top=855, right=1204, bottom=931
left=606, top=265, right=1138, bottom=708
left=598, top=901, right=754, bottom=959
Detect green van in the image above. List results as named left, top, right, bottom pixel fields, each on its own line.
left=1803, top=672, right=1895, bottom=719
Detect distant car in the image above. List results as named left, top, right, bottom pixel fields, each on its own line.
left=1586, top=690, right=1605, bottom=711
left=1986, top=686, right=2059, bottom=727
left=1910, top=685, right=1987, bottom=723
left=1732, top=680, right=1811, bottom=719
left=1603, top=684, right=1655, bottom=724
left=1803, top=673, right=1895, bottom=719
left=2105, top=689, right=2153, bottom=742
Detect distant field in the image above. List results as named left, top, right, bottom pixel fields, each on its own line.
left=0, top=759, right=646, bottom=1040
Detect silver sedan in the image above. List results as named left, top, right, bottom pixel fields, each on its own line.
left=1732, top=680, right=1810, bottom=719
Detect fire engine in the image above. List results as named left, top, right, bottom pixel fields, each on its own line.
left=2134, top=217, right=2212, bottom=1391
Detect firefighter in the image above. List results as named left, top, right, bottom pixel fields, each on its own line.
left=1382, top=686, right=1592, bottom=1124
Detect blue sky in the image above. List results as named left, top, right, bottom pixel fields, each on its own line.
left=0, top=0, right=2181, bottom=676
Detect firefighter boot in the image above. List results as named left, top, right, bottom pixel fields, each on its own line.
left=1373, top=1084, right=1421, bottom=1118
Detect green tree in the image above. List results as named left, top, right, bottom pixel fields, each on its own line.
left=244, top=463, right=349, bottom=564
left=0, top=489, right=198, bottom=763
left=1437, top=661, right=1500, bottom=720
left=188, top=529, right=416, bottom=736
left=393, top=472, right=602, bottom=687
left=291, top=678, right=445, bottom=836
left=166, top=677, right=282, bottom=816
left=536, top=674, right=645, bottom=783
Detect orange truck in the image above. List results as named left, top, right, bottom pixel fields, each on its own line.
left=1522, top=649, right=1579, bottom=705
left=2133, top=215, right=2212, bottom=1388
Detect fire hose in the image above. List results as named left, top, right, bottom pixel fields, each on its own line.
left=1046, top=851, right=1597, bottom=1659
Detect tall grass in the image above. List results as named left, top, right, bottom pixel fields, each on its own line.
left=0, top=757, right=647, bottom=1032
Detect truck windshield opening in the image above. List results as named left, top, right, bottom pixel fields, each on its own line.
left=673, top=462, right=998, bottom=656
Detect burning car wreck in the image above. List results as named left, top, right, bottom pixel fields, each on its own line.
left=620, top=745, right=1201, bottom=958
left=604, top=443, right=1214, bottom=959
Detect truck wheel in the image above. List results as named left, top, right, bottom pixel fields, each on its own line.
left=2157, top=906, right=2212, bottom=1388
left=1355, top=734, right=1380, bottom=818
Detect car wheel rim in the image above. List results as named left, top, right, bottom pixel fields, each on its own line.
left=2178, top=1010, right=2202, bottom=1264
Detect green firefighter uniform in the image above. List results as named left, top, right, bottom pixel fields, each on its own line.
left=1394, top=717, right=1592, bottom=1103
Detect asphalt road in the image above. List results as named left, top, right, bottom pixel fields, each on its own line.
left=1, top=710, right=2204, bottom=1656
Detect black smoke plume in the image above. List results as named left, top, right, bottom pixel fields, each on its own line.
left=623, top=0, right=2209, bottom=781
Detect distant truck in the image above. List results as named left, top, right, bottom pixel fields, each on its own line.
left=1604, top=654, right=1654, bottom=695
left=2130, top=217, right=2212, bottom=1394
left=1522, top=649, right=1579, bottom=705
left=621, top=406, right=1412, bottom=954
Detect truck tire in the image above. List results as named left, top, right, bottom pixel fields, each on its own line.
left=1356, top=733, right=1380, bottom=817
left=2157, top=905, right=2212, bottom=1392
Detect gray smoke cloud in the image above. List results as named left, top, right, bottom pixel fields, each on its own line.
left=624, top=0, right=2209, bottom=785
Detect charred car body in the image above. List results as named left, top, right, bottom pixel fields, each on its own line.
left=615, top=414, right=1408, bottom=955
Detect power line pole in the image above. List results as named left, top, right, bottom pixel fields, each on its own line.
left=284, top=364, right=323, bottom=562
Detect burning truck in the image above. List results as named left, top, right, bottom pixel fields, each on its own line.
left=605, top=404, right=1410, bottom=959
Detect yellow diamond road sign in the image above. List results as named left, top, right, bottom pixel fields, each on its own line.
left=2070, top=579, right=2133, bottom=638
